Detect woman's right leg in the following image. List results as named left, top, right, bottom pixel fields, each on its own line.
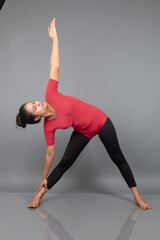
left=47, top=131, right=91, bottom=189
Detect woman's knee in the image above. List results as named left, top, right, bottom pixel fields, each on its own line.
left=112, top=152, right=126, bottom=166
left=58, top=156, right=73, bottom=170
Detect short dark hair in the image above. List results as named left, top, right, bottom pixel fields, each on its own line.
left=16, top=102, right=41, bottom=129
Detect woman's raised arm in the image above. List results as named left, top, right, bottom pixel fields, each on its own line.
left=48, top=18, right=60, bottom=81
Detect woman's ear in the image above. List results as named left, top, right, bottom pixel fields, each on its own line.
left=35, top=116, right=41, bottom=121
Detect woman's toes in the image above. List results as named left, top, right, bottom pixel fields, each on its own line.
left=142, top=203, right=152, bottom=210
left=28, top=203, right=37, bottom=208
left=147, top=204, right=152, bottom=209
left=28, top=202, right=34, bottom=208
left=143, top=202, right=152, bottom=210
left=28, top=203, right=33, bottom=208
left=133, top=197, right=152, bottom=210
left=28, top=197, right=41, bottom=208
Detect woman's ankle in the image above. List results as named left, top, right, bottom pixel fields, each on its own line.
left=130, top=186, right=141, bottom=198
left=37, top=187, right=49, bottom=199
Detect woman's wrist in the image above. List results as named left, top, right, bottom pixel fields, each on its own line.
left=51, top=34, right=58, bottom=41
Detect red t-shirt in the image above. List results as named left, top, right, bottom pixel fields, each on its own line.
left=44, top=79, right=108, bottom=146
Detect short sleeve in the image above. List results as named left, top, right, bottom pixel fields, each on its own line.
left=45, top=79, right=59, bottom=99
left=44, top=130, right=55, bottom=146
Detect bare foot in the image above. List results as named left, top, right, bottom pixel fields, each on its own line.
left=28, top=195, right=43, bottom=208
left=28, top=186, right=49, bottom=208
left=134, top=196, right=152, bottom=210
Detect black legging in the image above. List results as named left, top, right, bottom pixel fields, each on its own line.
left=47, top=117, right=137, bottom=189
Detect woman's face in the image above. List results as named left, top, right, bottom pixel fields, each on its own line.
left=24, top=101, right=46, bottom=118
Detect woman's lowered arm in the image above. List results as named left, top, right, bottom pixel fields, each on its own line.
left=48, top=18, right=60, bottom=81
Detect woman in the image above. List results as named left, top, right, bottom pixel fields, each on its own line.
left=16, top=18, right=151, bottom=210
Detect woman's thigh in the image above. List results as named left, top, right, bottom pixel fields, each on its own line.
left=61, top=131, right=91, bottom=165
left=98, top=117, right=125, bottom=164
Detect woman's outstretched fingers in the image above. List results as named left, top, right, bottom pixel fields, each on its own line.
left=50, top=18, right=56, bottom=26
left=52, top=17, right=56, bottom=23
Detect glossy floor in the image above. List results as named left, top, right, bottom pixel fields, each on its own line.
left=0, top=193, right=159, bottom=240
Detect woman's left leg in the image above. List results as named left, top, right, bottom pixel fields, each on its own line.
left=98, top=117, right=152, bottom=210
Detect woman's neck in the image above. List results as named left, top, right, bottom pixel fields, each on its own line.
left=45, top=102, right=57, bottom=120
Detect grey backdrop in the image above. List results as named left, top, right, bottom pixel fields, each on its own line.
left=0, top=0, right=160, bottom=194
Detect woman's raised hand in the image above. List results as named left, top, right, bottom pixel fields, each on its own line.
left=48, top=17, right=58, bottom=39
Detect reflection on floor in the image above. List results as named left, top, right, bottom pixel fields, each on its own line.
left=0, top=193, right=159, bottom=240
